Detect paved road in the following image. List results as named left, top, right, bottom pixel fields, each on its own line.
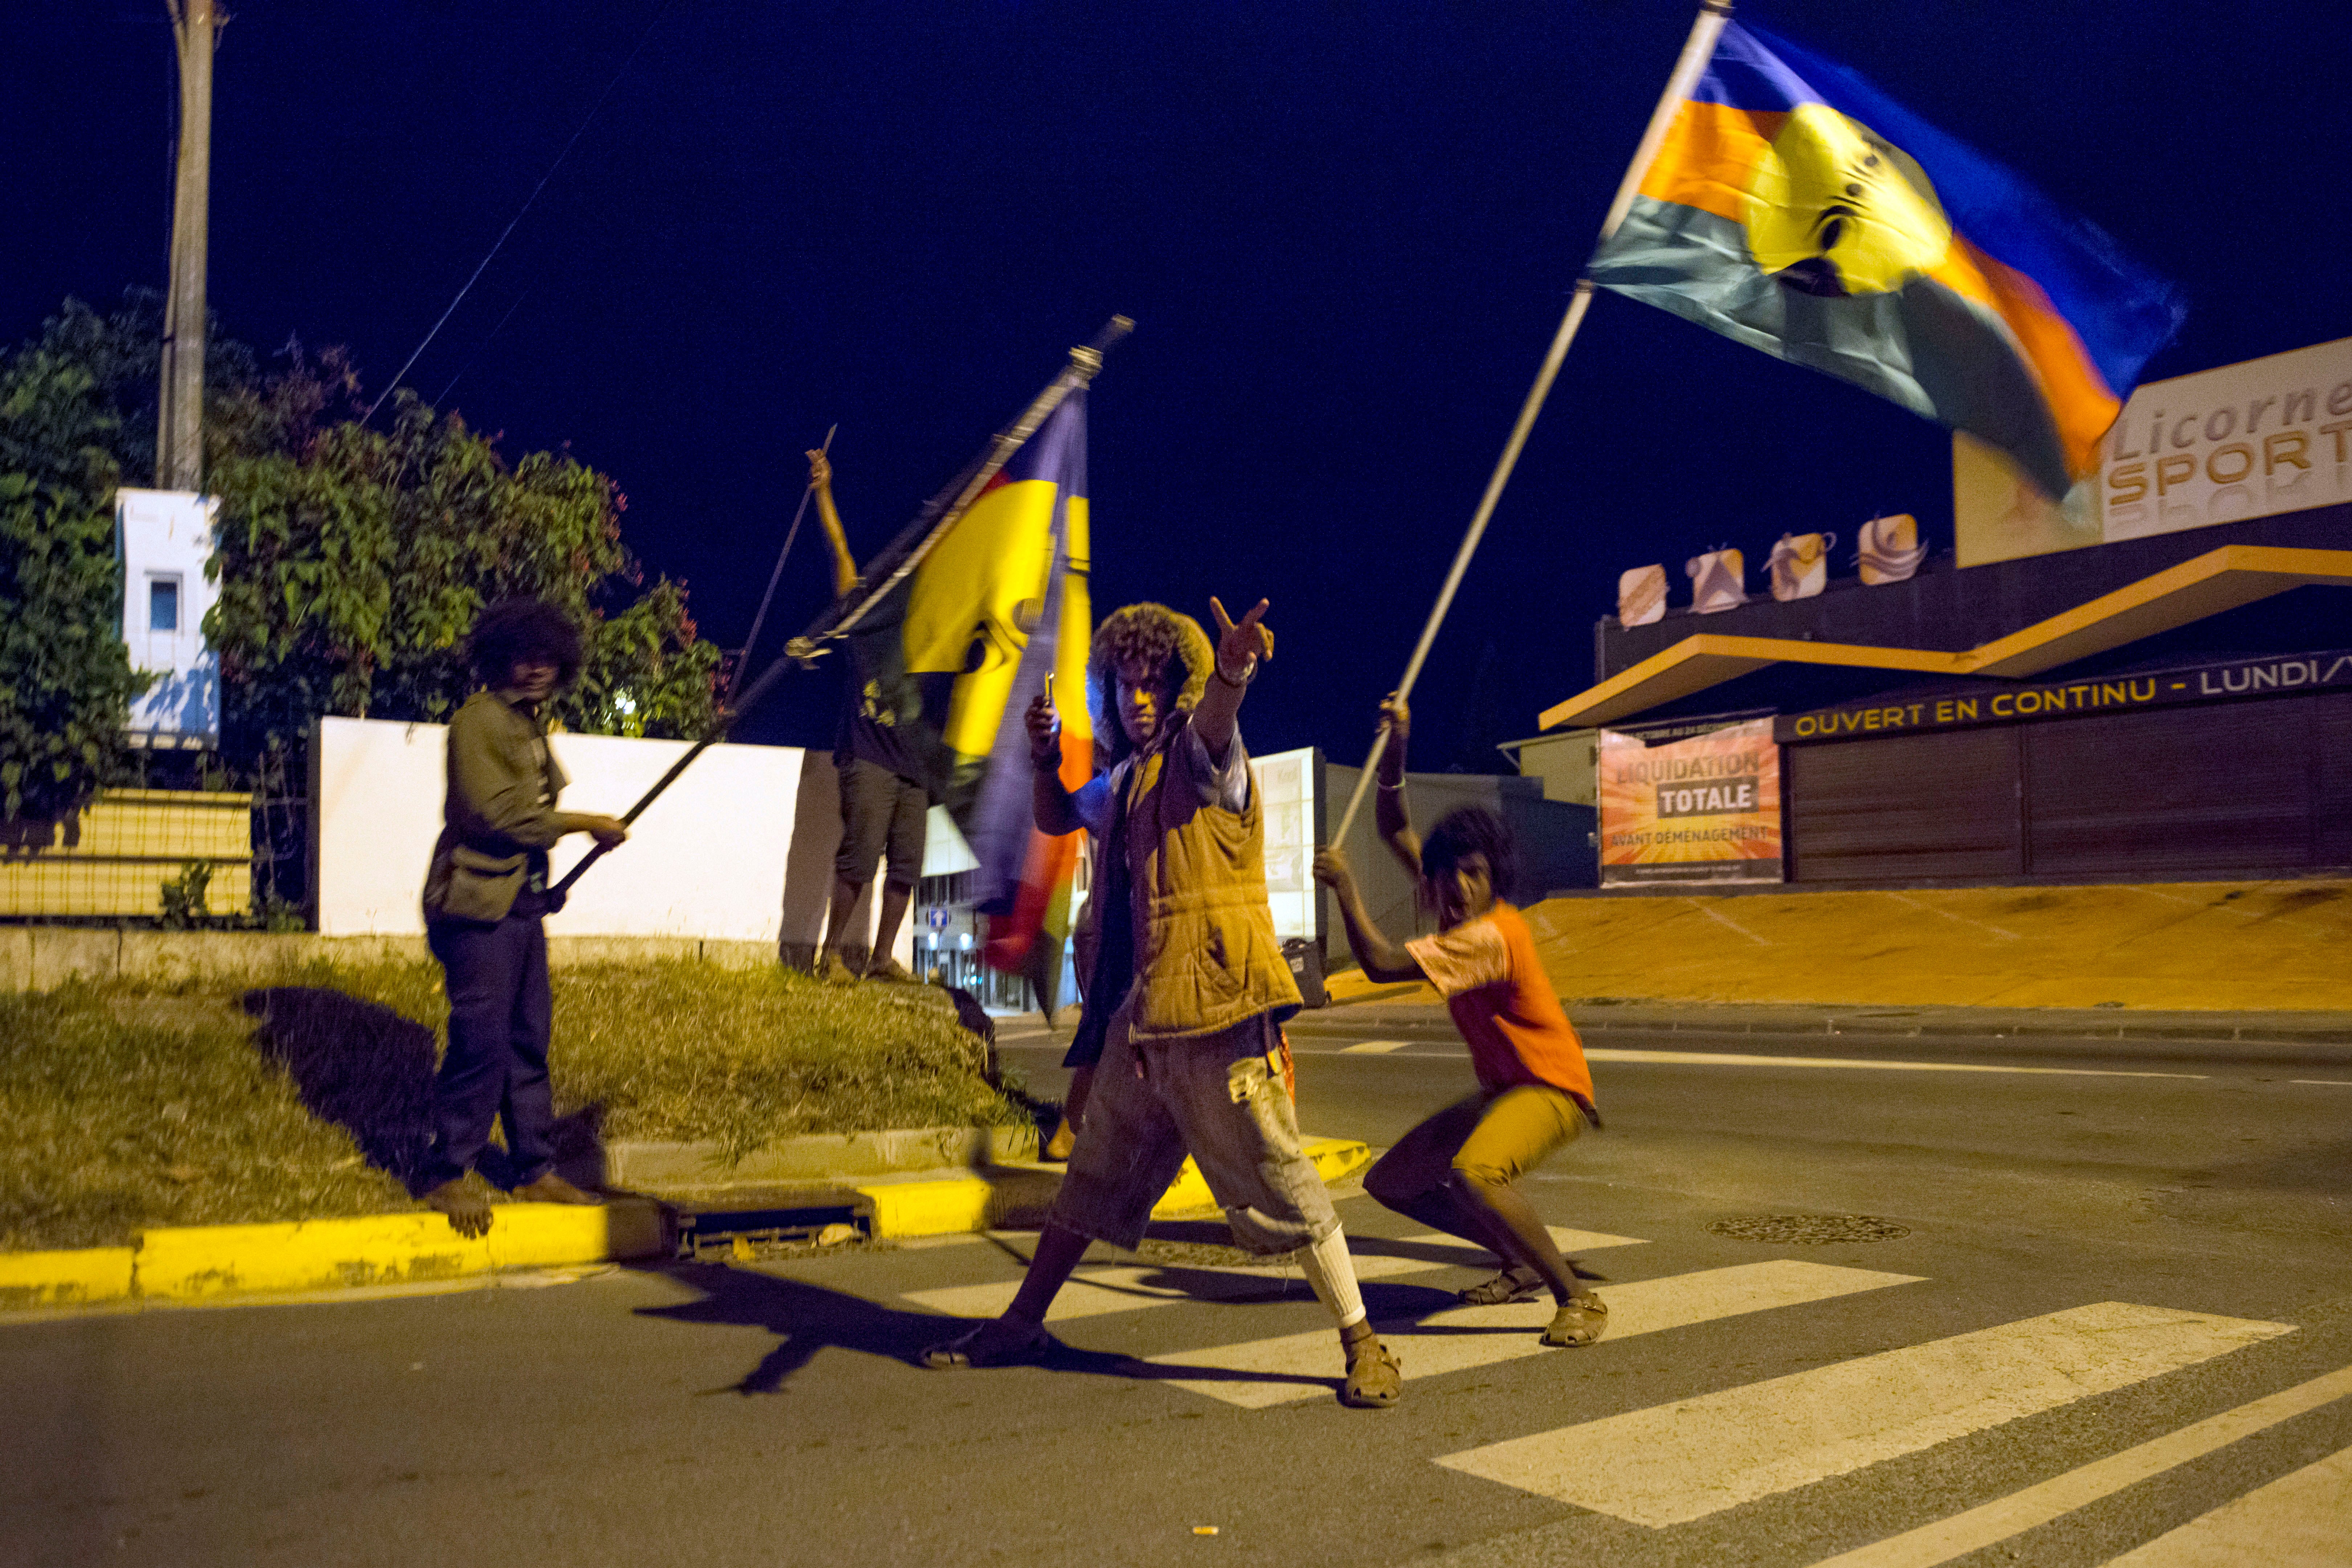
left=6, top=1011, right=2351, bottom=1568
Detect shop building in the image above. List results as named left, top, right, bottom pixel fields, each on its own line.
left=1537, top=337, right=2352, bottom=891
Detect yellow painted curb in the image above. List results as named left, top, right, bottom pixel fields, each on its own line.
left=135, top=1203, right=665, bottom=1301
left=0, top=1203, right=666, bottom=1311
left=857, top=1137, right=1373, bottom=1239
left=0, top=1246, right=136, bottom=1310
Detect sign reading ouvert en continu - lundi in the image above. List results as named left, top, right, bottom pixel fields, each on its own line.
left=1774, top=649, right=2352, bottom=744
left=1598, top=718, right=1783, bottom=888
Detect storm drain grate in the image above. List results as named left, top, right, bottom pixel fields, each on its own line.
left=1707, top=1214, right=1912, bottom=1245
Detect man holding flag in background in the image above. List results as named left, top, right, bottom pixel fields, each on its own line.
left=803, top=384, right=1096, bottom=995
left=808, top=446, right=929, bottom=984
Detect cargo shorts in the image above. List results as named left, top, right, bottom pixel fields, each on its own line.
left=1049, top=1003, right=1339, bottom=1256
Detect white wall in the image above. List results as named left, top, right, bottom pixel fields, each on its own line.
left=1254, top=746, right=1318, bottom=944
left=313, top=716, right=913, bottom=967
left=116, top=487, right=220, bottom=743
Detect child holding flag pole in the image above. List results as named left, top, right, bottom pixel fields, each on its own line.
left=1313, top=695, right=1609, bottom=1346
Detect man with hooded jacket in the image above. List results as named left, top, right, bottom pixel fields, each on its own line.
left=919, top=597, right=1402, bottom=1409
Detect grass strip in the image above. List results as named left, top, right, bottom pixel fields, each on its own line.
left=1, top=958, right=1024, bottom=1252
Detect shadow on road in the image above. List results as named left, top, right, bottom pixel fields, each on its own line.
left=631, top=1253, right=1481, bottom=1402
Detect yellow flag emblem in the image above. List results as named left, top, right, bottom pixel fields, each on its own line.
left=1742, top=103, right=1952, bottom=297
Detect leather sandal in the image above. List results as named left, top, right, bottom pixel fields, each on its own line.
left=1541, top=1293, right=1609, bottom=1348
left=1339, top=1339, right=1403, bottom=1408
left=1458, top=1265, right=1544, bottom=1306
left=919, top=1319, right=1052, bottom=1370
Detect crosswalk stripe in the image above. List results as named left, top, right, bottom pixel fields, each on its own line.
left=900, top=1227, right=1646, bottom=1323
left=1340, top=1039, right=1418, bottom=1054
left=1583, top=1048, right=2205, bottom=1080
left=1151, top=1259, right=1920, bottom=1409
left=2098, top=1441, right=2352, bottom=1567
left=1806, top=1362, right=2352, bottom=1567
left=1436, top=1301, right=2292, bottom=1529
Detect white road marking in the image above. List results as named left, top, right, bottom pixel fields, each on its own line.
left=1341, top=1039, right=1418, bottom=1054
left=900, top=1227, right=1644, bottom=1323
left=1437, top=1301, right=2292, bottom=1529
left=2097, top=1441, right=2352, bottom=1566
left=2289, top=1079, right=2352, bottom=1087
left=1584, top=1048, right=2206, bottom=1080
left=1804, top=1362, right=2352, bottom=1566
left=1154, top=1260, right=1920, bottom=1409
left=1689, top=898, right=1772, bottom=946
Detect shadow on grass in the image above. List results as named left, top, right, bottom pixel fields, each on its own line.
left=241, top=987, right=608, bottom=1195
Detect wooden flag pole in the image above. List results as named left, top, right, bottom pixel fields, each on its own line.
left=1328, top=0, right=1734, bottom=850
left=551, top=318, right=1133, bottom=904
left=729, top=422, right=836, bottom=706
left=799, top=314, right=1133, bottom=655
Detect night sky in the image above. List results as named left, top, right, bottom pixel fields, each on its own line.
left=11, top=1, right=2348, bottom=771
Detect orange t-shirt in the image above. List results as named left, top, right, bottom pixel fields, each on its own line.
left=1405, top=902, right=1596, bottom=1116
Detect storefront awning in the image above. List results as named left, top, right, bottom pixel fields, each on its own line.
left=1540, top=545, right=2352, bottom=730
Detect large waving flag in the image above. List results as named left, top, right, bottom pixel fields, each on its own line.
left=1587, top=21, right=2184, bottom=498
left=840, top=392, right=1092, bottom=971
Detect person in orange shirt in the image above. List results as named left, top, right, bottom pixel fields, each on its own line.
left=1312, top=695, right=1608, bottom=1348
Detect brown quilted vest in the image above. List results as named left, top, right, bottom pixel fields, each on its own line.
left=1116, top=733, right=1302, bottom=1040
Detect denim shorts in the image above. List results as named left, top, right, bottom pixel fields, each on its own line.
left=1049, top=1005, right=1339, bottom=1255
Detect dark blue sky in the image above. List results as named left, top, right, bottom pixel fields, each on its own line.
left=10, top=1, right=2347, bottom=768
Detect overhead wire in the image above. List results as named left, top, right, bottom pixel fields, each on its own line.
left=431, top=277, right=537, bottom=407
left=364, top=0, right=675, bottom=424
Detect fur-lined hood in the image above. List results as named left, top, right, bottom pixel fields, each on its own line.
left=1088, top=602, right=1213, bottom=768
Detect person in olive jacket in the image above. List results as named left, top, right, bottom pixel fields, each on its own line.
left=417, top=599, right=627, bottom=1237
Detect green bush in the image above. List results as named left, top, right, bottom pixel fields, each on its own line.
left=0, top=475, right=144, bottom=821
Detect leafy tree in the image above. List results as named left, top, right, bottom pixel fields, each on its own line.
left=205, top=359, right=718, bottom=752
left=1, top=293, right=718, bottom=837
left=0, top=300, right=172, bottom=822
left=0, top=474, right=145, bottom=820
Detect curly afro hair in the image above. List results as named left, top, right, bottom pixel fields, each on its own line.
left=1421, top=805, right=1517, bottom=902
left=1087, top=603, right=1212, bottom=762
left=469, top=597, right=584, bottom=688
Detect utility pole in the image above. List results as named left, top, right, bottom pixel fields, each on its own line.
left=156, top=0, right=219, bottom=492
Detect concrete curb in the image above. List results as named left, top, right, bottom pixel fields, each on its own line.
left=3, top=1134, right=1374, bottom=1311
left=854, top=1136, right=1374, bottom=1239
left=0, top=1201, right=666, bottom=1312
left=1289, top=1009, right=2352, bottom=1055
left=608, top=1125, right=1039, bottom=1187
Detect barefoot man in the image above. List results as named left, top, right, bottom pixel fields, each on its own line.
left=417, top=598, right=626, bottom=1237
left=921, top=598, right=1403, bottom=1408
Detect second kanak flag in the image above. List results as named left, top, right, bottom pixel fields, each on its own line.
left=1587, top=21, right=2184, bottom=498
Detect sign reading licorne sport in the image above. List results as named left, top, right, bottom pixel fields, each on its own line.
left=1954, top=334, right=2352, bottom=568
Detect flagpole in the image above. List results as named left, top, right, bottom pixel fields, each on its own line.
left=795, top=315, right=1133, bottom=656
left=550, top=318, right=1133, bottom=904
left=1327, top=0, right=1734, bottom=850
left=730, top=422, right=836, bottom=706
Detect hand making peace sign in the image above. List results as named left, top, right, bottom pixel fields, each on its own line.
left=1209, top=595, right=1274, bottom=684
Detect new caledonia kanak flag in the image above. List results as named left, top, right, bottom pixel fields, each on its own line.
left=1587, top=20, right=2185, bottom=498
left=842, top=392, right=1092, bottom=970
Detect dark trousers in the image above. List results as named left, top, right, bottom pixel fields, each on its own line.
left=422, top=907, right=556, bottom=1191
